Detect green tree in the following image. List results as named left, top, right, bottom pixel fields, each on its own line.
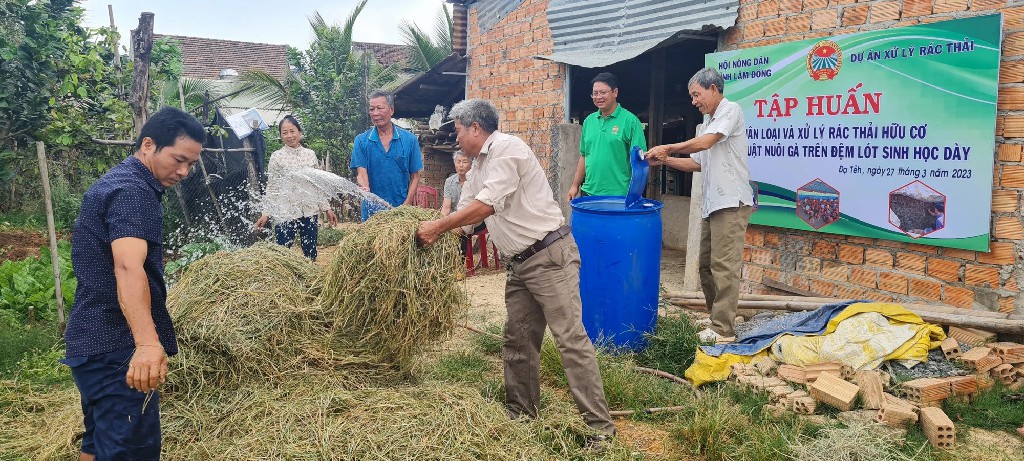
left=398, top=4, right=453, bottom=73
left=0, top=0, right=134, bottom=219
left=239, top=0, right=401, bottom=172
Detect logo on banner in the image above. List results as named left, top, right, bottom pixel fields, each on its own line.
left=807, top=40, right=842, bottom=81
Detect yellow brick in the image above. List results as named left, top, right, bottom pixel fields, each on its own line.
left=999, top=87, right=1024, bottom=110
left=978, top=241, right=1016, bottom=265
left=994, top=217, right=1024, bottom=240
left=1001, top=165, right=1024, bottom=188
left=934, top=0, right=969, bottom=13
left=999, top=144, right=1023, bottom=162
left=870, top=1, right=901, bottom=22
left=1000, top=61, right=1024, bottom=84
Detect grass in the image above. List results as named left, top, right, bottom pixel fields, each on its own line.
left=315, top=225, right=351, bottom=247
left=637, top=313, right=701, bottom=378
left=421, top=350, right=491, bottom=384
left=0, top=212, right=45, bottom=230
left=943, top=383, right=1024, bottom=432
left=471, top=322, right=504, bottom=355
left=0, top=322, right=62, bottom=379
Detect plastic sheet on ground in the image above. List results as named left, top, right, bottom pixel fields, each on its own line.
left=684, top=302, right=946, bottom=387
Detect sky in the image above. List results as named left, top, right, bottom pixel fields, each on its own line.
left=79, top=0, right=450, bottom=49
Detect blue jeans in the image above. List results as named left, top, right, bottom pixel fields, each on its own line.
left=275, top=215, right=319, bottom=261
left=63, top=348, right=161, bottom=460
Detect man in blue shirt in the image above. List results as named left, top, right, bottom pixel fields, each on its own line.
left=351, top=89, right=423, bottom=220
left=63, top=107, right=205, bottom=461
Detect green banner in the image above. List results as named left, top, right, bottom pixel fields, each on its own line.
left=705, top=14, right=1001, bottom=251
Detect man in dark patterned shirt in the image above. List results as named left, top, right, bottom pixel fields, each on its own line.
left=62, top=107, right=204, bottom=460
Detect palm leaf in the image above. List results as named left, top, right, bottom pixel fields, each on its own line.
left=399, top=5, right=454, bottom=73
left=433, top=4, right=453, bottom=55
left=238, top=70, right=295, bottom=111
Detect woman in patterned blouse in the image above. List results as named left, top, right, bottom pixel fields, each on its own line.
left=255, top=115, right=337, bottom=260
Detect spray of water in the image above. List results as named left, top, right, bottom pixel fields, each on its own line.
left=165, top=168, right=391, bottom=253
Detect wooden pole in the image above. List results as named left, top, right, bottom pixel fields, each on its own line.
left=610, top=405, right=689, bottom=417
left=107, top=5, right=121, bottom=69
left=664, top=291, right=1023, bottom=320
left=682, top=151, right=703, bottom=291
left=36, top=142, right=66, bottom=332
left=129, top=12, right=154, bottom=136
left=172, top=78, right=194, bottom=228
left=667, top=298, right=1024, bottom=334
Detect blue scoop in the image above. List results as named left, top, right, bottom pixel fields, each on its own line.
left=625, top=146, right=649, bottom=208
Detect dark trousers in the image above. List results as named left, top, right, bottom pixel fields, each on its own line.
left=66, top=348, right=161, bottom=460
left=276, top=215, right=319, bottom=261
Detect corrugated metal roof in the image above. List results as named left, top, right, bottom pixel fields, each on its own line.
left=472, top=0, right=527, bottom=34
left=540, top=0, right=739, bottom=68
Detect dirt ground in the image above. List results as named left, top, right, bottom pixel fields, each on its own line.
left=0, top=229, right=47, bottom=261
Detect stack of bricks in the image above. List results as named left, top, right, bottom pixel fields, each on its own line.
left=419, top=150, right=456, bottom=193
left=991, top=341, right=1024, bottom=389
left=726, top=0, right=1024, bottom=314
left=947, top=326, right=997, bottom=346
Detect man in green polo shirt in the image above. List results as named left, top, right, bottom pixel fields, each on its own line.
left=568, top=72, right=647, bottom=200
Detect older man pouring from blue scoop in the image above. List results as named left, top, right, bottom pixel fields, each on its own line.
left=645, top=67, right=754, bottom=345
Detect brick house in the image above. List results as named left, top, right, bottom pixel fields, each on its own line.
left=452, top=0, right=1022, bottom=314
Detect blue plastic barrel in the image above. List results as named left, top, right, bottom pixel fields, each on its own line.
left=570, top=196, right=663, bottom=350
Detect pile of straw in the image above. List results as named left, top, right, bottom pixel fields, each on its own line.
left=167, top=244, right=373, bottom=388
left=0, top=210, right=514, bottom=459
left=321, top=206, right=467, bottom=367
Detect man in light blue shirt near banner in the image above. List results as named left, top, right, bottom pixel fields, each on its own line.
left=351, top=89, right=423, bottom=220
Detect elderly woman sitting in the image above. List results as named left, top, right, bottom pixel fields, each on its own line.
left=441, top=150, right=471, bottom=216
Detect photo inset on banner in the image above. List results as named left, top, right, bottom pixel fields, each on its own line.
left=889, top=181, right=947, bottom=238
left=795, top=178, right=840, bottom=230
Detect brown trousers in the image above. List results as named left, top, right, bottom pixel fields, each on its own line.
left=502, top=235, right=615, bottom=434
left=700, top=205, right=754, bottom=337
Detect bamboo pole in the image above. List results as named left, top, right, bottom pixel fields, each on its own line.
left=610, top=405, right=689, bottom=417
left=667, top=298, right=1024, bottom=334
left=665, top=291, right=842, bottom=304
left=36, top=142, right=66, bottom=332
left=665, top=291, right=1022, bottom=320
left=636, top=366, right=700, bottom=397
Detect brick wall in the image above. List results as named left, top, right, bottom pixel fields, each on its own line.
left=420, top=149, right=456, bottom=194
left=466, top=0, right=566, bottom=172
left=729, top=0, right=1022, bottom=313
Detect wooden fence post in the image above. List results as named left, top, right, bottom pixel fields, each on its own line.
left=130, top=12, right=154, bottom=136
left=36, top=142, right=67, bottom=332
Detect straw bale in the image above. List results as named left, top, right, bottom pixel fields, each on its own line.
left=320, top=206, right=468, bottom=368
left=167, top=244, right=379, bottom=388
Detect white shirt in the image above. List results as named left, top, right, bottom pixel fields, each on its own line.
left=458, top=131, right=565, bottom=258
left=691, top=98, right=754, bottom=219
left=262, top=145, right=326, bottom=221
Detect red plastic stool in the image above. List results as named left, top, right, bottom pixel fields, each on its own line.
left=466, top=228, right=500, bottom=276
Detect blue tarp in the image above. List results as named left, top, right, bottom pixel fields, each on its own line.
left=699, top=300, right=865, bottom=357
